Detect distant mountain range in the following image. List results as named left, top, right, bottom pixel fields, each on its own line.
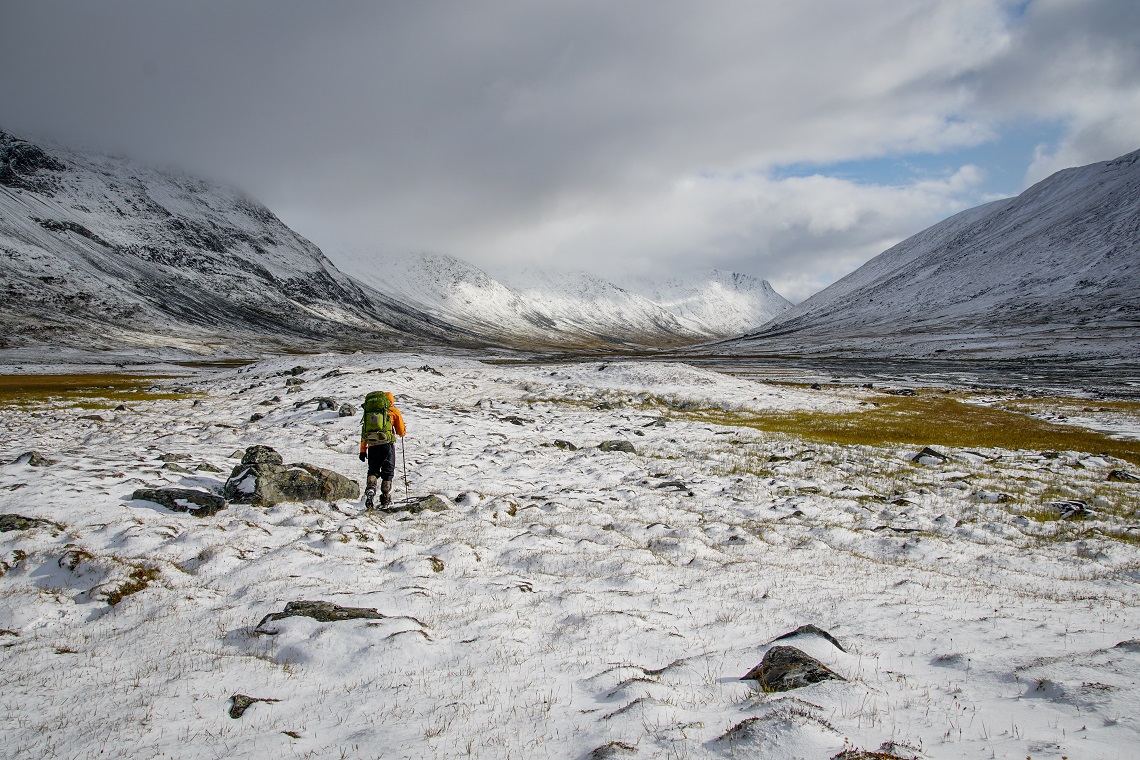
left=3, top=129, right=1136, bottom=363
left=0, top=130, right=789, bottom=356
left=713, top=148, right=1140, bottom=363
left=334, top=251, right=792, bottom=350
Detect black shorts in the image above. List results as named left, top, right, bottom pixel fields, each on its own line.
left=366, top=442, right=396, bottom=481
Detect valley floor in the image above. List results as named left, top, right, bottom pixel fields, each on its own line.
left=1, top=354, right=1139, bottom=759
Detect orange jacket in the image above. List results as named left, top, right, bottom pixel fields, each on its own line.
left=359, top=392, right=406, bottom=452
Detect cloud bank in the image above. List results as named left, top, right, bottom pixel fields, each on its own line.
left=2, top=0, right=1137, bottom=301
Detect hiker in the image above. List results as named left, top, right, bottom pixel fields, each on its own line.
left=358, top=391, right=406, bottom=508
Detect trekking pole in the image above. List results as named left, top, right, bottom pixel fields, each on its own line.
left=401, top=436, right=409, bottom=501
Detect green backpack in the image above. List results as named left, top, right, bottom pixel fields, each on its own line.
left=361, top=391, right=396, bottom=445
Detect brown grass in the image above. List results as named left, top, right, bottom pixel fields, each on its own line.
left=681, top=394, right=1140, bottom=465
left=0, top=374, right=189, bottom=407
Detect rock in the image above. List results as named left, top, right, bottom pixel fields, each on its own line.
left=911, top=446, right=949, bottom=464
left=255, top=600, right=384, bottom=633
left=315, top=397, right=337, bottom=411
left=383, top=495, right=450, bottom=514
left=285, top=377, right=304, bottom=386
left=10, top=451, right=55, bottom=467
left=288, top=365, right=307, bottom=376
left=740, top=645, right=845, bottom=691
left=224, top=445, right=359, bottom=506
left=971, top=489, right=1011, bottom=503
left=338, top=404, right=357, bottom=418
left=642, top=418, right=667, bottom=428
left=229, top=450, right=245, bottom=459
left=502, top=415, right=532, bottom=425
left=1049, top=499, right=1091, bottom=520
left=131, top=488, right=227, bottom=517
left=598, top=440, right=637, bottom=454
left=1114, top=639, right=1140, bottom=652
left=810, top=383, right=822, bottom=390
left=158, top=453, right=193, bottom=462
left=241, top=445, right=284, bottom=465
left=554, top=440, right=578, bottom=451
left=885, top=388, right=917, bottom=396
left=769, top=624, right=847, bottom=652
left=248, top=413, right=265, bottom=422
left=196, top=462, right=224, bottom=473
left=229, top=694, right=280, bottom=719
left=589, top=741, right=638, bottom=758
left=0, top=513, right=63, bottom=532
left=162, top=462, right=193, bottom=474
left=418, top=365, right=443, bottom=376
left=1109, top=470, right=1140, bottom=482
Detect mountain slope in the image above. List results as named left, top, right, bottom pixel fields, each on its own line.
left=0, top=131, right=475, bottom=354
left=715, top=148, right=1140, bottom=361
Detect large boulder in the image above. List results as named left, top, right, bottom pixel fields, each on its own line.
left=224, top=446, right=359, bottom=506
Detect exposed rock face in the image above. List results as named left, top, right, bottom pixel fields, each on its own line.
left=223, top=445, right=359, bottom=506
left=130, top=488, right=227, bottom=517
left=740, top=645, right=845, bottom=691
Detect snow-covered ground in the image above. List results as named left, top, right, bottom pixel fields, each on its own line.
left=2, top=354, right=1139, bottom=759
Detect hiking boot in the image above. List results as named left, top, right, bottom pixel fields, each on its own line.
left=364, top=488, right=376, bottom=509
left=380, top=480, right=393, bottom=507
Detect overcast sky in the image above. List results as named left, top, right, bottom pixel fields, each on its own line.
left=3, top=1, right=1139, bottom=301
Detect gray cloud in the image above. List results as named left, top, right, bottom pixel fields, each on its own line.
left=2, top=0, right=1138, bottom=302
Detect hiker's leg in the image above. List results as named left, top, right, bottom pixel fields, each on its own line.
left=379, top=443, right=396, bottom=505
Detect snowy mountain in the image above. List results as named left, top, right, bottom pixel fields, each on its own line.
left=714, top=148, right=1140, bottom=362
left=336, top=251, right=791, bottom=349
left=0, top=130, right=789, bottom=356
left=620, top=269, right=792, bottom=336
left=0, top=131, right=475, bottom=355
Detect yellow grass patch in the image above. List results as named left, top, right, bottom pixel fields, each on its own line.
left=680, top=394, right=1140, bottom=466
left=0, top=374, right=189, bottom=408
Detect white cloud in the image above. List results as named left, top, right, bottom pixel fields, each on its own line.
left=2, top=0, right=1137, bottom=300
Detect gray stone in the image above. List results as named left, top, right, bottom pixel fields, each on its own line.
left=315, top=397, right=337, bottom=411
left=0, top=513, right=63, bottom=532
left=740, top=645, right=845, bottom=691
left=10, top=451, right=55, bottom=467
left=769, top=624, right=847, bottom=652
left=224, top=446, right=359, bottom=506
left=598, top=440, right=637, bottom=454
left=158, top=452, right=193, bottom=462
left=589, top=741, right=638, bottom=758
left=228, top=694, right=280, bottom=719
left=285, top=377, right=304, bottom=386
left=162, top=462, right=193, bottom=474
left=382, top=495, right=450, bottom=514
left=1049, top=499, right=1091, bottom=520
left=1109, top=470, right=1140, bottom=483
left=255, top=600, right=384, bottom=633
left=249, top=413, right=265, bottom=422
left=196, top=462, right=224, bottom=473
left=241, top=445, right=284, bottom=466
left=554, top=440, right=578, bottom=451
left=131, top=488, right=227, bottom=517
left=338, top=404, right=357, bottom=417
left=912, top=446, right=949, bottom=464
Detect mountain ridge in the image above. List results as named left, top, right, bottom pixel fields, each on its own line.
left=712, top=147, right=1140, bottom=362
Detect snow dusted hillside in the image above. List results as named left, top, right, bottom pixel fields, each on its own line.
left=0, top=131, right=468, bottom=354
left=2, top=353, right=1140, bottom=758
left=718, top=148, right=1140, bottom=362
left=337, top=251, right=790, bottom=349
